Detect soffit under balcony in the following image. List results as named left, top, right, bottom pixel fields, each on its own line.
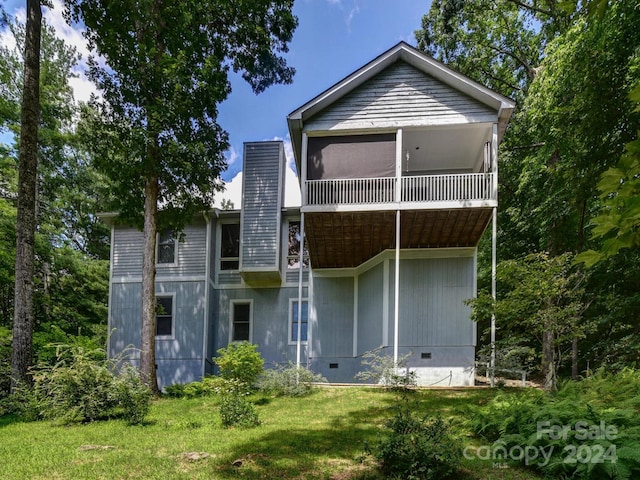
left=305, top=208, right=492, bottom=269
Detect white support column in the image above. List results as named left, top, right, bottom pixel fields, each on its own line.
left=296, top=212, right=305, bottom=375
left=491, top=207, right=497, bottom=388
left=296, top=132, right=309, bottom=381
left=393, top=128, right=402, bottom=366
left=492, top=123, right=498, bottom=200
left=394, top=210, right=400, bottom=366
left=352, top=276, right=358, bottom=357
left=301, top=133, right=308, bottom=207
left=490, top=121, right=499, bottom=388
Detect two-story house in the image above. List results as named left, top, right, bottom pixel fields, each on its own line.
left=104, top=42, right=514, bottom=388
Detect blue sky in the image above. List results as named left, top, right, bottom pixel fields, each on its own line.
left=2, top=0, right=433, bottom=202
left=218, top=0, right=432, bottom=180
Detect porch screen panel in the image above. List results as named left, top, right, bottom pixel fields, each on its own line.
left=307, top=134, right=395, bottom=180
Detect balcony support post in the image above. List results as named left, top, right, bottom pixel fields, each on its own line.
left=296, top=212, right=305, bottom=380
left=393, top=129, right=402, bottom=367
left=489, top=123, right=498, bottom=387
left=301, top=133, right=308, bottom=206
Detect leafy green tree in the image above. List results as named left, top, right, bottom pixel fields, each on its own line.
left=577, top=84, right=640, bottom=266
left=65, top=0, right=297, bottom=393
left=469, top=253, right=587, bottom=391
left=1, top=17, right=111, bottom=389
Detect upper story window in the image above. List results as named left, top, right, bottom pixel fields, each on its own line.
left=287, top=221, right=309, bottom=269
left=157, top=229, right=177, bottom=265
left=155, top=295, right=174, bottom=337
left=220, top=223, right=240, bottom=270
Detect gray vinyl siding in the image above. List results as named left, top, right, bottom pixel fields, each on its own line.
left=357, top=263, right=384, bottom=355
left=284, top=269, right=309, bottom=284
left=211, top=286, right=308, bottom=367
left=112, top=220, right=207, bottom=278
left=305, top=62, right=497, bottom=132
left=109, top=280, right=206, bottom=389
left=311, top=276, right=354, bottom=358
left=390, top=257, right=475, bottom=348
left=240, top=142, right=284, bottom=270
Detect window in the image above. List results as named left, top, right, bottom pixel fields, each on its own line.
left=230, top=301, right=252, bottom=342
left=287, top=221, right=309, bottom=269
left=156, top=296, right=173, bottom=337
left=157, top=229, right=176, bottom=265
left=289, top=299, right=308, bottom=344
left=220, top=223, right=240, bottom=270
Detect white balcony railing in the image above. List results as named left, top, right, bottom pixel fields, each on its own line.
left=305, top=173, right=495, bottom=207
left=305, top=177, right=396, bottom=205
left=401, top=173, right=495, bottom=203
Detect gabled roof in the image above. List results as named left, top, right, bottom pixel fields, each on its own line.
left=287, top=41, right=516, bottom=166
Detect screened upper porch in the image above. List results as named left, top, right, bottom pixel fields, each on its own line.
left=301, top=125, right=498, bottom=212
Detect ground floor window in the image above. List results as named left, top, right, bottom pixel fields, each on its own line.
left=289, top=299, right=308, bottom=344
left=230, top=300, right=252, bottom=342
left=156, top=295, right=174, bottom=337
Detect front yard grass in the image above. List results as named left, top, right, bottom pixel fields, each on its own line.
left=0, top=387, right=542, bottom=479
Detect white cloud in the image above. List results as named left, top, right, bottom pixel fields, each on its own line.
left=225, top=145, right=240, bottom=166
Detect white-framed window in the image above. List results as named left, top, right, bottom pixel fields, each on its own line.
left=220, top=222, right=240, bottom=270
left=287, top=220, right=309, bottom=269
left=229, top=299, right=252, bottom=343
left=288, top=298, right=308, bottom=344
left=155, top=294, right=175, bottom=338
left=156, top=229, right=177, bottom=265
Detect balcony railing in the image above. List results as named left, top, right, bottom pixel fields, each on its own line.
left=305, top=173, right=495, bottom=207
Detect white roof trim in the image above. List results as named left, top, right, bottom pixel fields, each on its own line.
left=287, top=42, right=515, bottom=165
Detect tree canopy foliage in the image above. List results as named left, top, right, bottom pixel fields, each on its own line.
left=419, top=0, right=640, bottom=382
left=63, top=0, right=297, bottom=392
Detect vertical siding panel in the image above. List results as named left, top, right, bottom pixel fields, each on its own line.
left=240, top=142, right=284, bottom=270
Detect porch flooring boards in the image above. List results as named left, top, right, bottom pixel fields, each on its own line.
left=306, top=208, right=492, bottom=268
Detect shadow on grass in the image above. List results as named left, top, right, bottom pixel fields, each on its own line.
left=208, top=388, right=506, bottom=480
left=0, top=414, right=21, bottom=428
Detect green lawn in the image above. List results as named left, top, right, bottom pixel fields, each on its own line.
left=0, top=387, right=542, bottom=479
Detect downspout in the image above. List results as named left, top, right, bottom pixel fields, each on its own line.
left=202, top=211, right=212, bottom=378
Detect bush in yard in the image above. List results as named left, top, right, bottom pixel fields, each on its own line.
left=210, top=375, right=260, bottom=428
left=355, top=348, right=417, bottom=389
left=219, top=390, right=260, bottom=428
left=257, top=362, right=327, bottom=396
left=0, top=326, right=12, bottom=401
left=214, top=341, right=264, bottom=387
left=468, top=369, right=640, bottom=479
left=373, top=404, right=461, bottom=480
left=27, top=345, right=150, bottom=424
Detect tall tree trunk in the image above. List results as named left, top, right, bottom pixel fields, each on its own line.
left=139, top=175, right=160, bottom=395
left=542, top=329, right=556, bottom=391
left=11, top=0, right=41, bottom=392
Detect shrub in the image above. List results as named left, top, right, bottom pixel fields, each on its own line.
left=374, top=405, right=461, bottom=479
left=0, top=326, right=12, bottom=399
left=23, top=345, right=150, bottom=424
left=468, top=369, right=640, bottom=479
left=219, top=392, right=260, bottom=428
left=214, top=342, right=264, bottom=386
left=355, top=348, right=417, bottom=389
left=257, top=363, right=326, bottom=396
